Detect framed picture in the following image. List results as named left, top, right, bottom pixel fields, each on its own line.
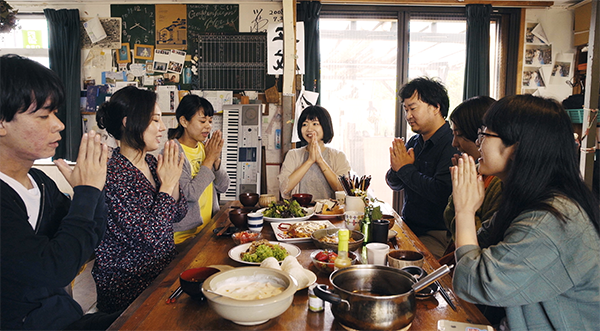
left=134, top=44, right=154, bottom=60
left=116, top=43, right=131, bottom=63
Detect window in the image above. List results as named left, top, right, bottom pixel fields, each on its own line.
left=319, top=6, right=517, bottom=207
left=0, top=14, right=49, bottom=65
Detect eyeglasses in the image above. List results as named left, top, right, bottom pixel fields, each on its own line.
left=476, top=127, right=501, bottom=144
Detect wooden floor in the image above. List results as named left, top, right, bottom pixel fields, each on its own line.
left=72, top=260, right=98, bottom=313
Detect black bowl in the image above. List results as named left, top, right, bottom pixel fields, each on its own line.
left=239, top=193, right=259, bottom=207
left=180, top=267, right=220, bottom=298
left=292, top=193, right=313, bottom=207
left=229, top=210, right=248, bottom=229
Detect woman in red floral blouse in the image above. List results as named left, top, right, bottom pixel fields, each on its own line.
left=92, top=86, right=188, bottom=313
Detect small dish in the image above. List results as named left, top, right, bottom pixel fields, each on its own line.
left=388, top=229, right=398, bottom=241
left=231, top=230, right=262, bottom=245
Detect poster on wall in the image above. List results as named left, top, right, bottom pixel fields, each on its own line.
left=267, top=22, right=304, bottom=75
left=153, top=49, right=170, bottom=73
left=239, top=3, right=283, bottom=33
left=155, top=4, right=187, bottom=50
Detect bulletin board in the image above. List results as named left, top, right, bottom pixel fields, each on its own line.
left=187, top=4, right=239, bottom=57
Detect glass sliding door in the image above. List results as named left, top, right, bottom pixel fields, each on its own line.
left=320, top=15, right=398, bottom=203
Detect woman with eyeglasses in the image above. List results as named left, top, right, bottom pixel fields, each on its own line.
left=450, top=95, right=600, bottom=330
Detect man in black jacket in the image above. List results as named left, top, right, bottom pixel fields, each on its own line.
left=0, top=54, right=118, bottom=330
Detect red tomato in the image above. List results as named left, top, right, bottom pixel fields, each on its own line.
left=327, top=252, right=338, bottom=263
left=315, top=251, right=329, bottom=262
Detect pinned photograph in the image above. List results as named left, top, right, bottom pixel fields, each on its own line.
left=134, top=44, right=154, bottom=60
left=116, top=44, right=131, bottom=63
left=167, top=49, right=186, bottom=74
left=551, top=62, right=571, bottom=77
left=523, top=68, right=545, bottom=87
left=525, top=44, right=552, bottom=66
left=153, top=49, right=171, bottom=73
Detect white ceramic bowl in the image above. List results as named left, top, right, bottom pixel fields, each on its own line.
left=201, top=267, right=297, bottom=325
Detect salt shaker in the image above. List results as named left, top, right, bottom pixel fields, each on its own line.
left=308, top=284, right=324, bottom=312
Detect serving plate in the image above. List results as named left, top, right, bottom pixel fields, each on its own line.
left=271, top=220, right=336, bottom=243
left=256, top=207, right=315, bottom=222
left=311, top=213, right=344, bottom=220
left=299, top=269, right=317, bottom=291
left=228, top=241, right=301, bottom=265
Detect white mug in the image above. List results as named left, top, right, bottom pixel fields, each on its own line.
left=335, top=191, right=346, bottom=205
left=344, top=211, right=364, bottom=231
left=247, top=212, right=263, bottom=233
left=366, top=242, right=390, bottom=266
left=345, top=196, right=365, bottom=213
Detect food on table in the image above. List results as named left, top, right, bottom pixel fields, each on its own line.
left=260, top=257, right=282, bottom=270
left=315, top=250, right=338, bottom=263
left=261, top=255, right=310, bottom=289
left=241, top=239, right=288, bottom=263
left=214, top=276, right=284, bottom=300
left=318, top=232, right=356, bottom=244
left=279, top=221, right=329, bottom=238
left=314, top=199, right=344, bottom=215
left=232, top=230, right=261, bottom=244
left=282, top=256, right=309, bottom=288
left=263, top=200, right=306, bottom=218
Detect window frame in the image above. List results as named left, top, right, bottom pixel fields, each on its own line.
left=319, top=4, right=520, bottom=210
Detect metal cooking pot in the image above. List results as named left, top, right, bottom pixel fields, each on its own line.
left=314, top=264, right=450, bottom=331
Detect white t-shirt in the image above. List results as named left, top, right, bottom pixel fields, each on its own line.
left=0, top=171, right=40, bottom=229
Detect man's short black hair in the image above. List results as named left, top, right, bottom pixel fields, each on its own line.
left=0, top=54, right=65, bottom=122
left=399, top=77, right=450, bottom=118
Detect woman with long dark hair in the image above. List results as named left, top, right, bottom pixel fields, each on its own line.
left=167, top=94, right=229, bottom=245
left=451, top=95, right=600, bottom=329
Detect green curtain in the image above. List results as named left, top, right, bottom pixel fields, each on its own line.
left=297, top=1, right=322, bottom=100
left=44, top=9, right=81, bottom=161
left=463, top=4, right=492, bottom=100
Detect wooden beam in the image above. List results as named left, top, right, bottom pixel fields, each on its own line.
left=314, top=0, right=554, bottom=7
left=579, top=0, right=599, bottom=190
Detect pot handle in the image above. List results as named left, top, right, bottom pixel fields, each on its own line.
left=313, top=284, right=351, bottom=311
left=412, top=264, right=452, bottom=293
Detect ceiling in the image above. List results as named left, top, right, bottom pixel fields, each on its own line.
left=9, top=0, right=587, bottom=9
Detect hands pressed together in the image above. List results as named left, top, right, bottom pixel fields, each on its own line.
left=450, top=153, right=484, bottom=247
left=54, top=130, right=108, bottom=191
left=203, top=130, right=224, bottom=169
left=307, top=135, right=325, bottom=166
left=389, top=138, right=415, bottom=172
left=157, top=140, right=185, bottom=198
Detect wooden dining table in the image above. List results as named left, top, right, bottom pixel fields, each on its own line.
left=109, top=201, right=489, bottom=330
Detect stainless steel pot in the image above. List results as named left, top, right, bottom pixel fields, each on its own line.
left=314, top=264, right=450, bottom=331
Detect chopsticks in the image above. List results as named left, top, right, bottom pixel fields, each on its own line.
left=433, top=264, right=456, bottom=311
left=436, top=282, right=457, bottom=311
left=166, top=286, right=183, bottom=304
left=338, top=173, right=372, bottom=196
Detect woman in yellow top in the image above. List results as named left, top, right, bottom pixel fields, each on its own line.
left=167, top=95, right=230, bottom=245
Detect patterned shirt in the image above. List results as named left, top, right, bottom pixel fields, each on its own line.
left=92, top=148, right=187, bottom=313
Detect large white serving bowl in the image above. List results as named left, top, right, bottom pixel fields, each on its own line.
left=201, top=267, right=298, bottom=325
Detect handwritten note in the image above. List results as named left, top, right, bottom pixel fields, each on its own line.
left=187, top=4, right=239, bottom=57
left=239, top=3, right=283, bottom=33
